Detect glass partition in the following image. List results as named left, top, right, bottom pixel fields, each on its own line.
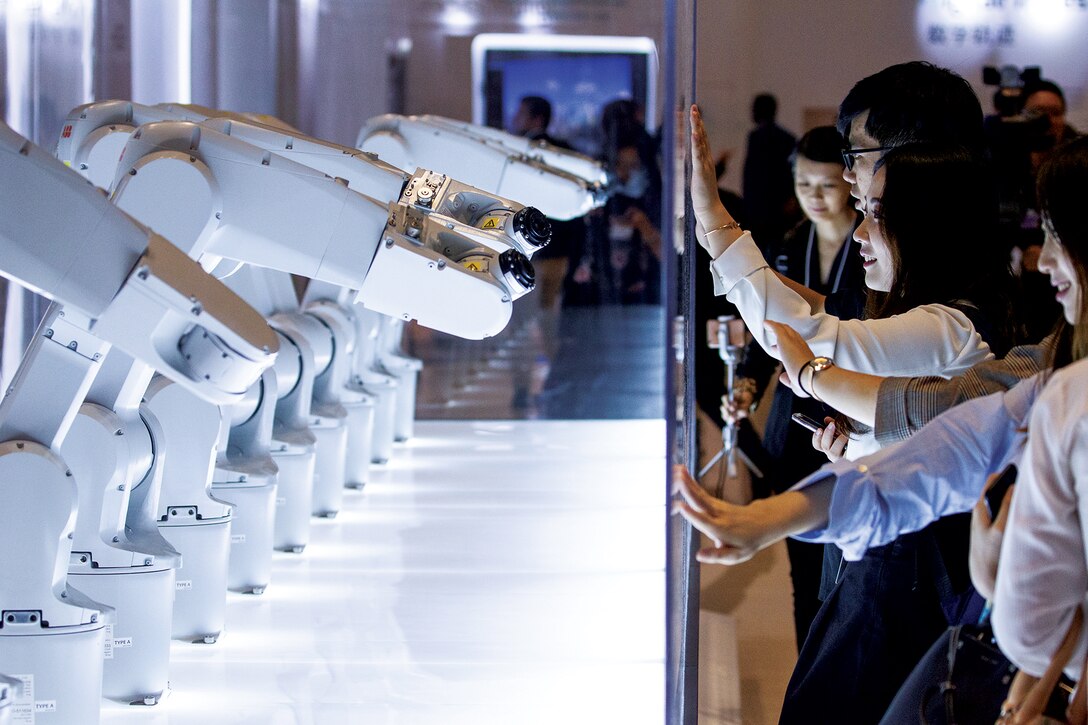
left=664, top=0, right=699, bottom=722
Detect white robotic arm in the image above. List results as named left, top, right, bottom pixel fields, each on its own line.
left=357, top=113, right=608, bottom=220
left=61, top=101, right=554, bottom=261
left=0, top=120, right=278, bottom=721
left=57, top=100, right=188, bottom=189
left=58, top=103, right=564, bottom=339
left=101, top=119, right=530, bottom=339
left=1, top=121, right=277, bottom=415
left=186, top=113, right=554, bottom=261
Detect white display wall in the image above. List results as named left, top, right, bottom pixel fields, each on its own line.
left=697, top=0, right=1088, bottom=193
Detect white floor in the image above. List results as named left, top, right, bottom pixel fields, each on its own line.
left=101, top=419, right=668, bottom=725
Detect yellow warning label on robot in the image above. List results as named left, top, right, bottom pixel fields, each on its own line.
left=480, top=216, right=502, bottom=229
left=462, top=259, right=489, bottom=273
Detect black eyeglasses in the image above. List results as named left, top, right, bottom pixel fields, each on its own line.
left=841, top=146, right=895, bottom=171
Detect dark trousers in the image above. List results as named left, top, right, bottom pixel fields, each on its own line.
left=779, top=533, right=950, bottom=725
left=879, top=626, right=1012, bottom=725
left=784, top=537, right=825, bottom=651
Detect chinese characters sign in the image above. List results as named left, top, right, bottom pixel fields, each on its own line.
left=916, top=0, right=1088, bottom=76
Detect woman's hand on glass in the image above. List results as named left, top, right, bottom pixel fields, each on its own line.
left=689, top=105, right=735, bottom=256
left=672, top=464, right=772, bottom=565
left=969, top=472, right=1015, bottom=600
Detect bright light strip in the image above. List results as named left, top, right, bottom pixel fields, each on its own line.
left=176, top=0, right=192, bottom=103
left=5, top=1, right=33, bottom=134
left=518, top=6, right=548, bottom=29
left=1020, top=0, right=1072, bottom=37
left=440, top=5, right=476, bottom=31
left=80, top=0, right=93, bottom=102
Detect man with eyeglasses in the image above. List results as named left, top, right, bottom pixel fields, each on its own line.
left=827, top=63, right=1051, bottom=458
left=771, top=61, right=1044, bottom=724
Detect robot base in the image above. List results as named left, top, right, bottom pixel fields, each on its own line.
left=213, top=478, right=276, bottom=595
left=68, top=567, right=174, bottom=705
left=157, top=515, right=231, bottom=643
left=310, top=417, right=347, bottom=518
left=271, top=449, right=316, bottom=553
left=389, top=365, right=419, bottom=442
left=363, top=377, right=398, bottom=464
left=343, top=390, right=376, bottom=490
left=377, top=317, right=422, bottom=442
left=0, top=625, right=105, bottom=725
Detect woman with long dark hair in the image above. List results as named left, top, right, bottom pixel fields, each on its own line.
left=690, top=105, right=1015, bottom=461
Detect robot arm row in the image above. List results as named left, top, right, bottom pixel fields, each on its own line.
left=108, top=120, right=521, bottom=339
left=0, top=120, right=277, bottom=641
left=357, top=113, right=608, bottom=221
left=1, top=120, right=277, bottom=414
left=59, top=102, right=557, bottom=339
left=138, top=103, right=606, bottom=225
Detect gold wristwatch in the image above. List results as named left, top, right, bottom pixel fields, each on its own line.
left=800, top=356, right=835, bottom=400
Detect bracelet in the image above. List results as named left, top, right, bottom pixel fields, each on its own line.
left=705, top=220, right=742, bottom=235
left=797, top=361, right=815, bottom=398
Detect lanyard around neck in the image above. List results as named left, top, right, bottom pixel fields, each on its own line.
left=804, top=224, right=850, bottom=293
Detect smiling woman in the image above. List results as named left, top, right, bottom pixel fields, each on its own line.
left=860, top=144, right=1016, bottom=338
left=688, top=104, right=1016, bottom=460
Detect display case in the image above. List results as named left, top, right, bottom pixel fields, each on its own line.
left=1, top=1, right=699, bottom=722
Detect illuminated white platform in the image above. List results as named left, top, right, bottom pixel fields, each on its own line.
left=100, top=419, right=667, bottom=725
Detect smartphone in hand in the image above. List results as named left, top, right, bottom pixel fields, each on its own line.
left=791, top=413, right=823, bottom=433
left=984, top=463, right=1018, bottom=522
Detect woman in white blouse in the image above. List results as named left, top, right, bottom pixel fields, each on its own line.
left=690, top=105, right=1016, bottom=459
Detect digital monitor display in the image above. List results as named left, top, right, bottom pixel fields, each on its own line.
left=472, top=34, right=658, bottom=158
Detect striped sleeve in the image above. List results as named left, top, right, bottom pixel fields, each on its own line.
left=874, top=337, right=1052, bottom=445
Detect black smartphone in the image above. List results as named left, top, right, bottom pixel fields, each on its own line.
left=984, top=463, right=1018, bottom=522
left=791, top=413, right=823, bottom=433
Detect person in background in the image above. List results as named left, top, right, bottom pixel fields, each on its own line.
left=743, top=93, right=799, bottom=255
left=508, top=95, right=586, bottom=409
left=510, top=95, right=559, bottom=143
left=1023, top=79, right=1080, bottom=154
left=1003, top=79, right=1079, bottom=342
left=565, top=100, right=662, bottom=307
left=610, top=136, right=662, bottom=304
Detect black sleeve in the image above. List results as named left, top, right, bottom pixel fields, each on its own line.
left=824, top=288, right=867, bottom=321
